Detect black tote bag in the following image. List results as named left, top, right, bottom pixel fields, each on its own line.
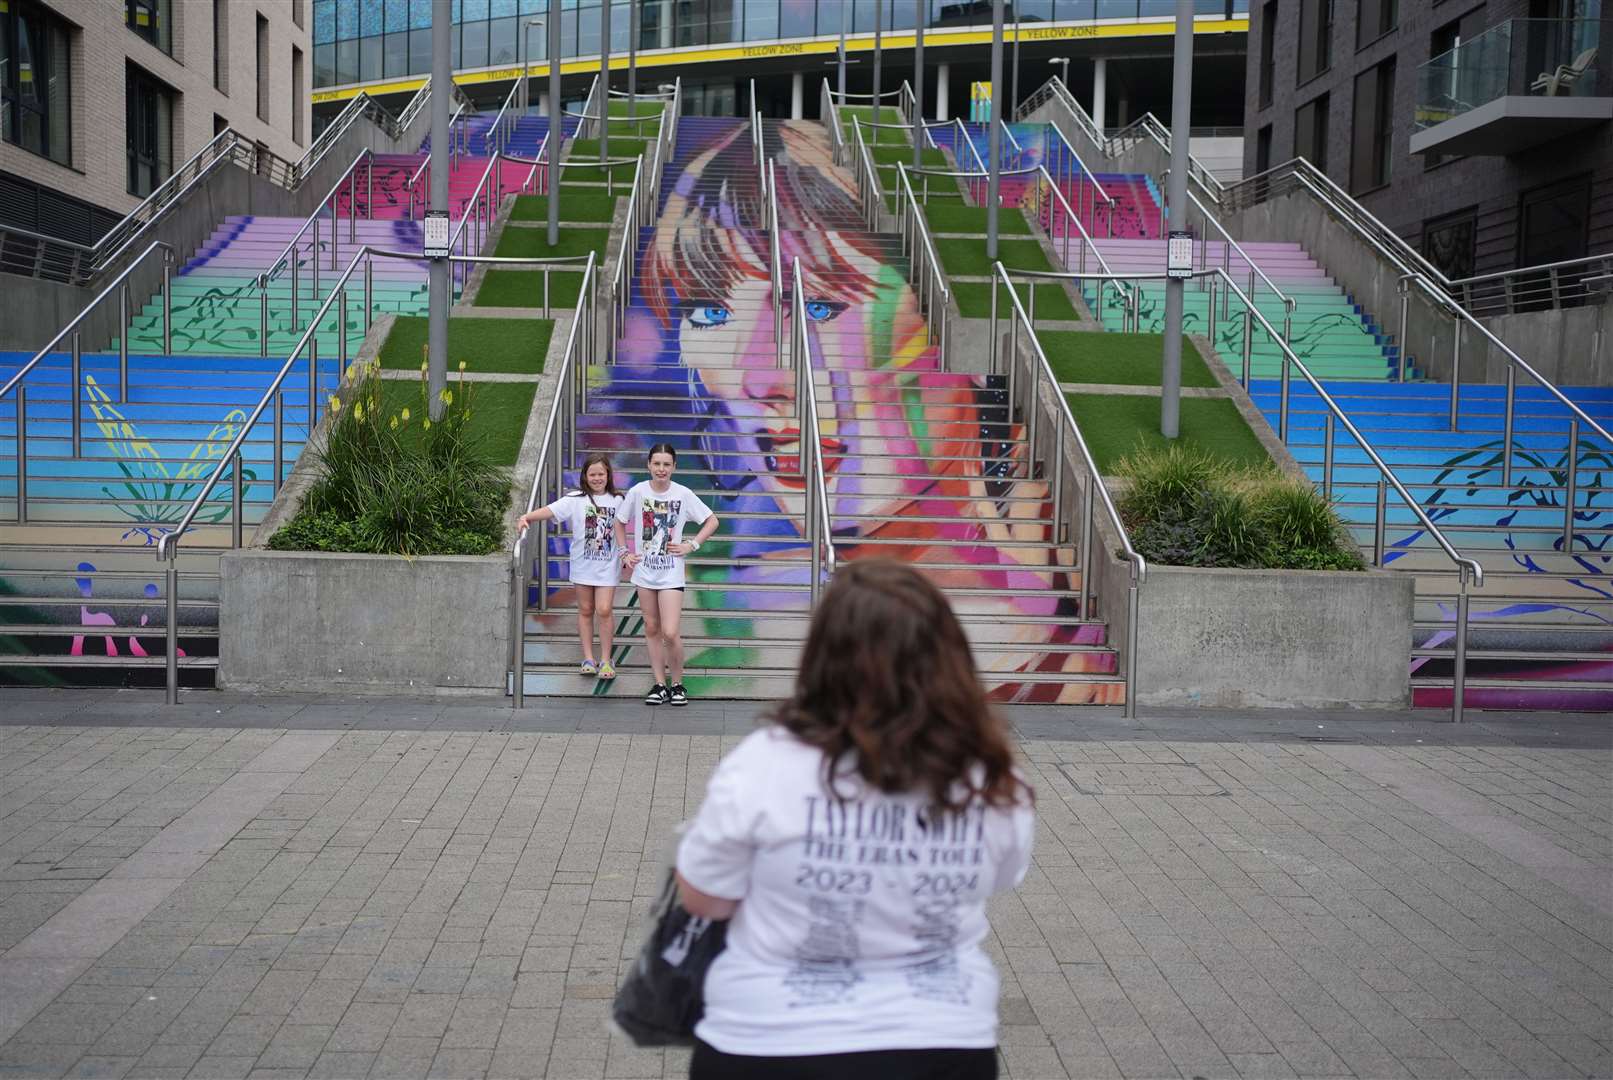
left=612, top=870, right=729, bottom=1047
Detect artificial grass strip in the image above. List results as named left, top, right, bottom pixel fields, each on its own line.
left=1042, top=331, right=1218, bottom=388
left=380, top=379, right=536, bottom=466
left=493, top=226, right=610, bottom=261
left=566, top=137, right=650, bottom=160
left=606, top=101, right=664, bottom=117
left=1064, top=393, right=1271, bottom=473
left=473, top=270, right=585, bottom=311
left=871, top=145, right=948, bottom=168
left=378, top=316, right=552, bottom=375
left=952, top=281, right=1080, bottom=322
left=509, top=192, right=618, bottom=222
left=939, top=237, right=1053, bottom=277
left=556, top=161, right=640, bottom=184
left=923, top=203, right=1032, bottom=235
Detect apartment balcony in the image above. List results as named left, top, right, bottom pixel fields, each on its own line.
left=1411, top=18, right=1611, bottom=157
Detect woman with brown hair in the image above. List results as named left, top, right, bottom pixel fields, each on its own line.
left=674, top=560, right=1035, bottom=1080
left=518, top=453, right=623, bottom=680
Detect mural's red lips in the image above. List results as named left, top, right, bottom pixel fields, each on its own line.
left=766, top=429, right=845, bottom=489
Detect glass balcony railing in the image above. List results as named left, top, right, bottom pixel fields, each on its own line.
left=1415, top=18, right=1606, bottom=132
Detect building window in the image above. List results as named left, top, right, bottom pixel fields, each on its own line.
left=213, top=0, right=228, bottom=93
left=126, top=0, right=172, bottom=54
left=1423, top=208, right=1476, bottom=282
left=1295, top=93, right=1330, bottom=173
left=292, top=46, right=305, bottom=146
left=256, top=15, right=269, bottom=122
left=1357, top=0, right=1396, bottom=49
left=293, top=0, right=306, bottom=31
left=1350, top=58, right=1395, bottom=193
left=127, top=65, right=174, bottom=198
left=1, top=0, right=72, bottom=168
left=1297, top=0, right=1333, bottom=84
left=1258, top=1, right=1277, bottom=107
left=1256, top=123, right=1273, bottom=174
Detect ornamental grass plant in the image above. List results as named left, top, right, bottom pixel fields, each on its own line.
left=1114, top=444, right=1365, bottom=571
left=268, top=356, right=510, bottom=557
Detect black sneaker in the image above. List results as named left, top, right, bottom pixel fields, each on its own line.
left=644, top=683, right=669, bottom=706
left=668, top=683, right=689, bottom=707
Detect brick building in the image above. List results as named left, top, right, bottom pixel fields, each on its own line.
left=0, top=0, right=313, bottom=245
left=1244, top=0, right=1612, bottom=282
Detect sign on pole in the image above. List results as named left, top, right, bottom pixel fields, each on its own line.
left=1166, top=230, right=1194, bottom=279
left=423, top=210, right=450, bottom=258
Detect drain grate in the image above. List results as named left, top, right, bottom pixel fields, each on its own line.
left=1057, top=762, right=1229, bottom=797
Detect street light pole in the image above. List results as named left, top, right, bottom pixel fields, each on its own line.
left=1050, top=56, right=1070, bottom=87
left=872, top=0, right=883, bottom=124
left=838, top=3, right=848, bottom=103
left=547, top=0, right=561, bottom=247
left=599, top=0, right=610, bottom=162
left=628, top=0, right=637, bottom=126
left=1161, top=0, right=1194, bottom=439
left=1011, top=11, right=1020, bottom=117
left=521, top=19, right=543, bottom=114
left=913, top=0, right=925, bottom=171
left=986, top=0, right=1004, bottom=261
left=428, top=0, right=449, bottom=421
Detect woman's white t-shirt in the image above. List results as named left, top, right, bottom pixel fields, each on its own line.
left=676, top=726, right=1036, bottom=1057
left=615, top=480, right=712, bottom=590
left=543, top=492, right=623, bottom=587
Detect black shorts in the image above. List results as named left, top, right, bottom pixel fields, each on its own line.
left=690, top=1040, right=998, bottom=1080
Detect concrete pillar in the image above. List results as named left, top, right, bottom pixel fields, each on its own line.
left=659, top=0, right=671, bottom=48
left=791, top=71, right=804, bottom=119
left=936, top=62, right=950, bottom=121
left=1093, top=56, right=1107, bottom=133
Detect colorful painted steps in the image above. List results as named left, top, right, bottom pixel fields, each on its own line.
left=515, top=114, right=1125, bottom=703
left=1250, top=378, right=1613, bottom=710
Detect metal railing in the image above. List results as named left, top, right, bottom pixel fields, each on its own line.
left=1042, top=119, right=1116, bottom=239
left=850, top=120, right=886, bottom=231
left=607, top=154, right=647, bottom=361
left=255, top=149, right=377, bottom=358
left=3, top=240, right=174, bottom=520
left=899, top=81, right=918, bottom=127
left=448, top=152, right=506, bottom=294
left=988, top=263, right=1145, bottom=717
left=891, top=164, right=951, bottom=370
left=820, top=78, right=846, bottom=165
left=0, top=78, right=443, bottom=287
left=1165, top=174, right=1295, bottom=344
left=1447, top=252, right=1613, bottom=316
left=405, top=101, right=471, bottom=218
left=999, top=118, right=1025, bottom=170
left=750, top=86, right=764, bottom=169
left=1022, top=165, right=1134, bottom=328
left=790, top=256, right=837, bottom=608
left=148, top=245, right=599, bottom=703
left=486, top=78, right=522, bottom=156
left=510, top=251, right=601, bottom=707
left=766, top=159, right=785, bottom=365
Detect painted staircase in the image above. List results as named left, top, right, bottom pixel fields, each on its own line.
left=516, top=116, right=1124, bottom=703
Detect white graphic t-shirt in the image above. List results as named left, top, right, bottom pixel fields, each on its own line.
left=544, top=492, right=624, bottom=587
left=615, top=480, right=712, bottom=591
left=676, top=727, right=1036, bottom=1057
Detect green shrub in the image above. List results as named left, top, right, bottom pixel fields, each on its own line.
left=1115, top=444, right=1362, bottom=571
left=269, top=359, right=509, bottom=557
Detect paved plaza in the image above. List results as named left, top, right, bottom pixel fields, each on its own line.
left=0, top=690, right=1608, bottom=1080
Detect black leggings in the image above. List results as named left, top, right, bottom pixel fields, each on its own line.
left=690, top=1040, right=998, bottom=1080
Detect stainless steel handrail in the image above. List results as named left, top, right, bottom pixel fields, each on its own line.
left=1022, top=164, right=1134, bottom=326
left=988, top=262, right=1146, bottom=717
left=767, top=159, right=784, bottom=365
left=406, top=101, right=471, bottom=217
left=608, top=154, right=647, bottom=361
left=1042, top=119, right=1115, bottom=238
left=892, top=164, right=950, bottom=368
left=259, top=149, right=376, bottom=345
left=4, top=239, right=176, bottom=521
left=790, top=256, right=837, bottom=606
left=1447, top=252, right=1613, bottom=315
left=1169, top=176, right=1295, bottom=339
left=820, top=79, right=846, bottom=165
left=999, top=118, right=1024, bottom=167
left=510, top=251, right=599, bottom=706
left=487, top=78, right=522, bottom=155
left=850, top=120, right=886, bottom=232
left=830, top=87, right=904, bottom=100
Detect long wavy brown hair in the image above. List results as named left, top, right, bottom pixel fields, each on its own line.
left=772, top=560, right=1029, bottom=812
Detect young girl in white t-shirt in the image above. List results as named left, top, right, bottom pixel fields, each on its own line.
left=673, top=560, right=1035, bottom=1079
left=518, top=453, right=624, bottom=680
left=613, top=444, right=720, bottom=707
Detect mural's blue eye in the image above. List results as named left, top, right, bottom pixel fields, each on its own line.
left=687, top=305, right=730, bottom=329
left=804, top=300, right=844, bottom=323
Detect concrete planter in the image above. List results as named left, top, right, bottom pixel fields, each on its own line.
left=1105, top=557, right=1414, bottom=710
left=218, top=549, right=510, bottom=694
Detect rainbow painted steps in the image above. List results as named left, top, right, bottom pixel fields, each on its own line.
left=1253, top=378, right=1613, bottom=710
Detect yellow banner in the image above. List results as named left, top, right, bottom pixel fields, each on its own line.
left=312, top=17, right=1247, bottom=104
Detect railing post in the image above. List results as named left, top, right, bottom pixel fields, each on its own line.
left=273, top=390, right=285, bottom=495
left=363, top=257, right=374, bottom=337
left=1448, top=320, right=1462, bottom=432
left=119, top=285, right=130, bottom=403
left=1123, top=572, right=1139, bottom=719
left=511, top=529, right=528, bottom=707
left=260, top=277, right=270, bottom=358
left=312, top=216, right=321, bottom=299
left=1078, top=482, right=1094, bottom=616
left=308, top=337, right=319, bottom=429
left=162, top=258, right=172, bottom=355
left=1373, top=477, right=1387, bottom=567
left=1493, top=363, right=1516, bottom=496
left=1240, top=298, right=1253, bottom=386
left=1205, top=274, right=1217, bottom=345
left=338, top=288, right=349, bottom=368
left=1397, top=287, right=1410, bottom=381
left=1564, top=419, right=1580, bottom=552
left=1278, top=352, right=1290, bottom=441
left=231, top=450, right=244, bottom=549
left=1323, top=413, right=1335, bottom=501
left=1452, top=567, right=1470, bottom=724
left=164, top=554, right=179, bottom=705
left=15, top=387, right=27, bottom=523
